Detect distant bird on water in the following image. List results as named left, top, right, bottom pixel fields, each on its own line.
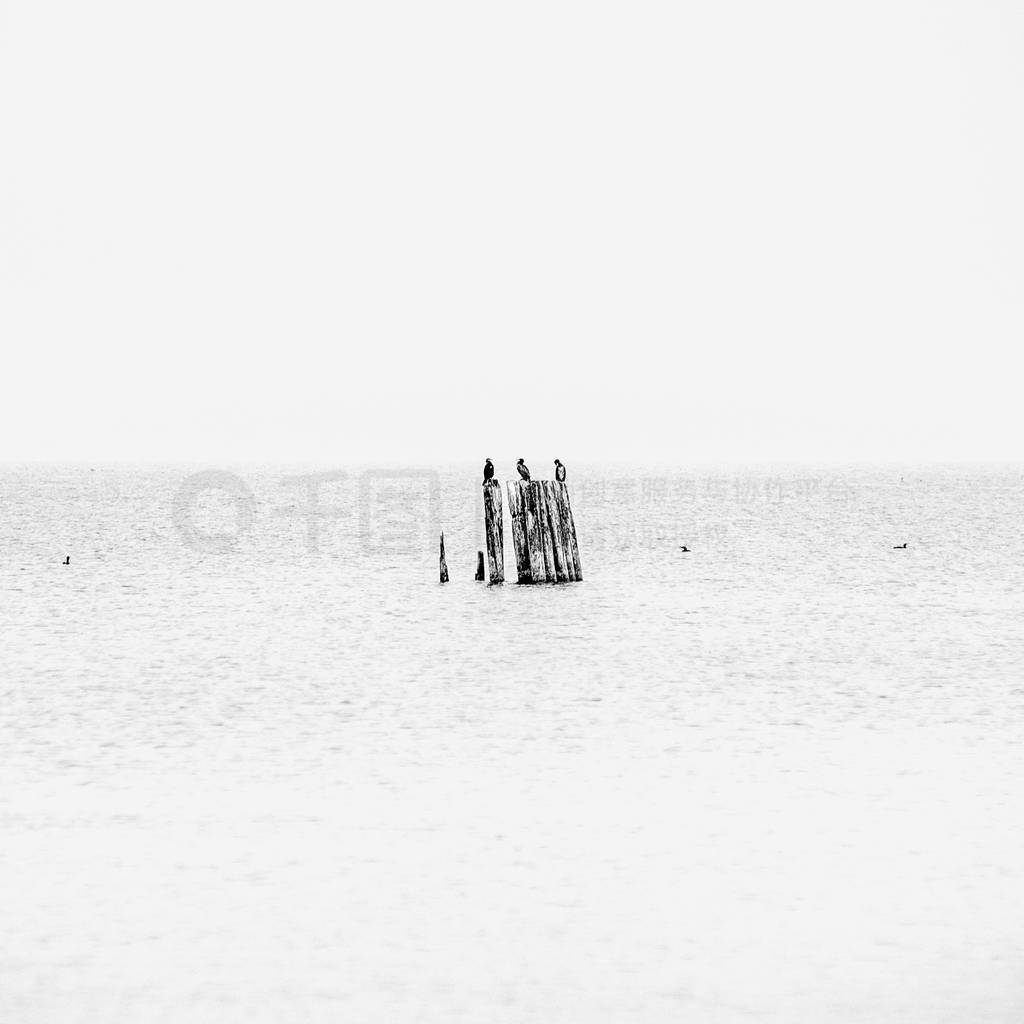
left=893, top=542, right=908, bottom=549
left=679, top=545, right=690, bottom=553
left=63, top=555, right=70, bottom=565
left=554, top=459, right=566, bottom=482
left=483, top=458, right=494, bottom=483
left=516, top=459, right=531, bottom=481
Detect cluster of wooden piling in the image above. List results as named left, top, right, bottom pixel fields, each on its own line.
left=477, top=479, right=581, bottom=584
left=505, top=481, right=581, bottom=583
left=440, top=478, right=582, bottom=585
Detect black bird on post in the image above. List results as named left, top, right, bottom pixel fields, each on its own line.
left=483, top=458, right=494, bottom=483
left=554, top=459, right=566, bottom=482
left=516, top=458, right=531, bottom=481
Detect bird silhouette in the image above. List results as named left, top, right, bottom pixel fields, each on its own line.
left=554, top=459, right=566, bottom=482
left=516, top=458, right=531, bottom=481
left=893, top=542, right=908, bottom=549
left=483, top=458, right=494, bottom=483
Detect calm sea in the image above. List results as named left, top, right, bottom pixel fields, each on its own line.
left=2, top=463, right=1023, bottom=1023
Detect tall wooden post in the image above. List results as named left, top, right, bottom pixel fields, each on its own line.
left=543, top=481, right=570, bottom=583
left=506, top=482, right=532, bottom=583
left=552, top=483, right=577, bottom=581
left=556, top=481, right=582, bottom=580
left=524, top=483, right=545, bottom=579
left=482, top=480, right=504, bottom=584
left=439, top=532, right=449, bottom=583
left=536, top=483, right=557, bottom=582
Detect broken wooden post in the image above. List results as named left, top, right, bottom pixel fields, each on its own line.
left=482, top=480, right=504, bottom=584
left=475, top=550, right=485, bottom=581
left=505, top=479, right=582, bottom=583
left=439, top=532, right=449, bottom=583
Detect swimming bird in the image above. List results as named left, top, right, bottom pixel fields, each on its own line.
left=516, top=458, right=531, bottom=481
left=483, top=458, right=494, bottom=483
left=554, top=459, right=566, bottom=482
left=63, top=555, right=70, bottom=565
left=679, top=545, right=690, bottom=553
left=893, top=542, right=908, bottom=549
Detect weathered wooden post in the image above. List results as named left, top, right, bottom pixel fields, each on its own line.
left=524, top=483, right=545, bottom=579
left=475, top=550, right=485, bottom=581
left=536, top=483, right=557, bottom=581
left=543, top=481, right=570, bottom=583
left=439, top=532, right=449, bottom=583
left=482, top=480, right=504, bottom=584
left=506, top=482, right=532, bottom=583
left=556, top=481, right=582, bottom=580
left=551, top=482, right=577, bottom=581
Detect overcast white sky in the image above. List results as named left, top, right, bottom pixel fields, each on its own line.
left=1, top=0, right=1022, bottom=463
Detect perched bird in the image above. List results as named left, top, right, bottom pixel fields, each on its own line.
left=893, top=542, right=908, bottom=549
left=483, top=458, right=494, bottom=483
left=516, top=458, right=531, bottom=481
left=554, top=458, right=566, bottom=482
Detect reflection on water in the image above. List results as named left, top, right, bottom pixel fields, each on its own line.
left=2, top=464, right=1024, bottom=1023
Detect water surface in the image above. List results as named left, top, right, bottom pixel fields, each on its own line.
left=2, top=464, right=1023, bottom=1022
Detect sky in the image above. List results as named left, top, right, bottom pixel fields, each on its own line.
left=1, top=0, right=1022, bottom=463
